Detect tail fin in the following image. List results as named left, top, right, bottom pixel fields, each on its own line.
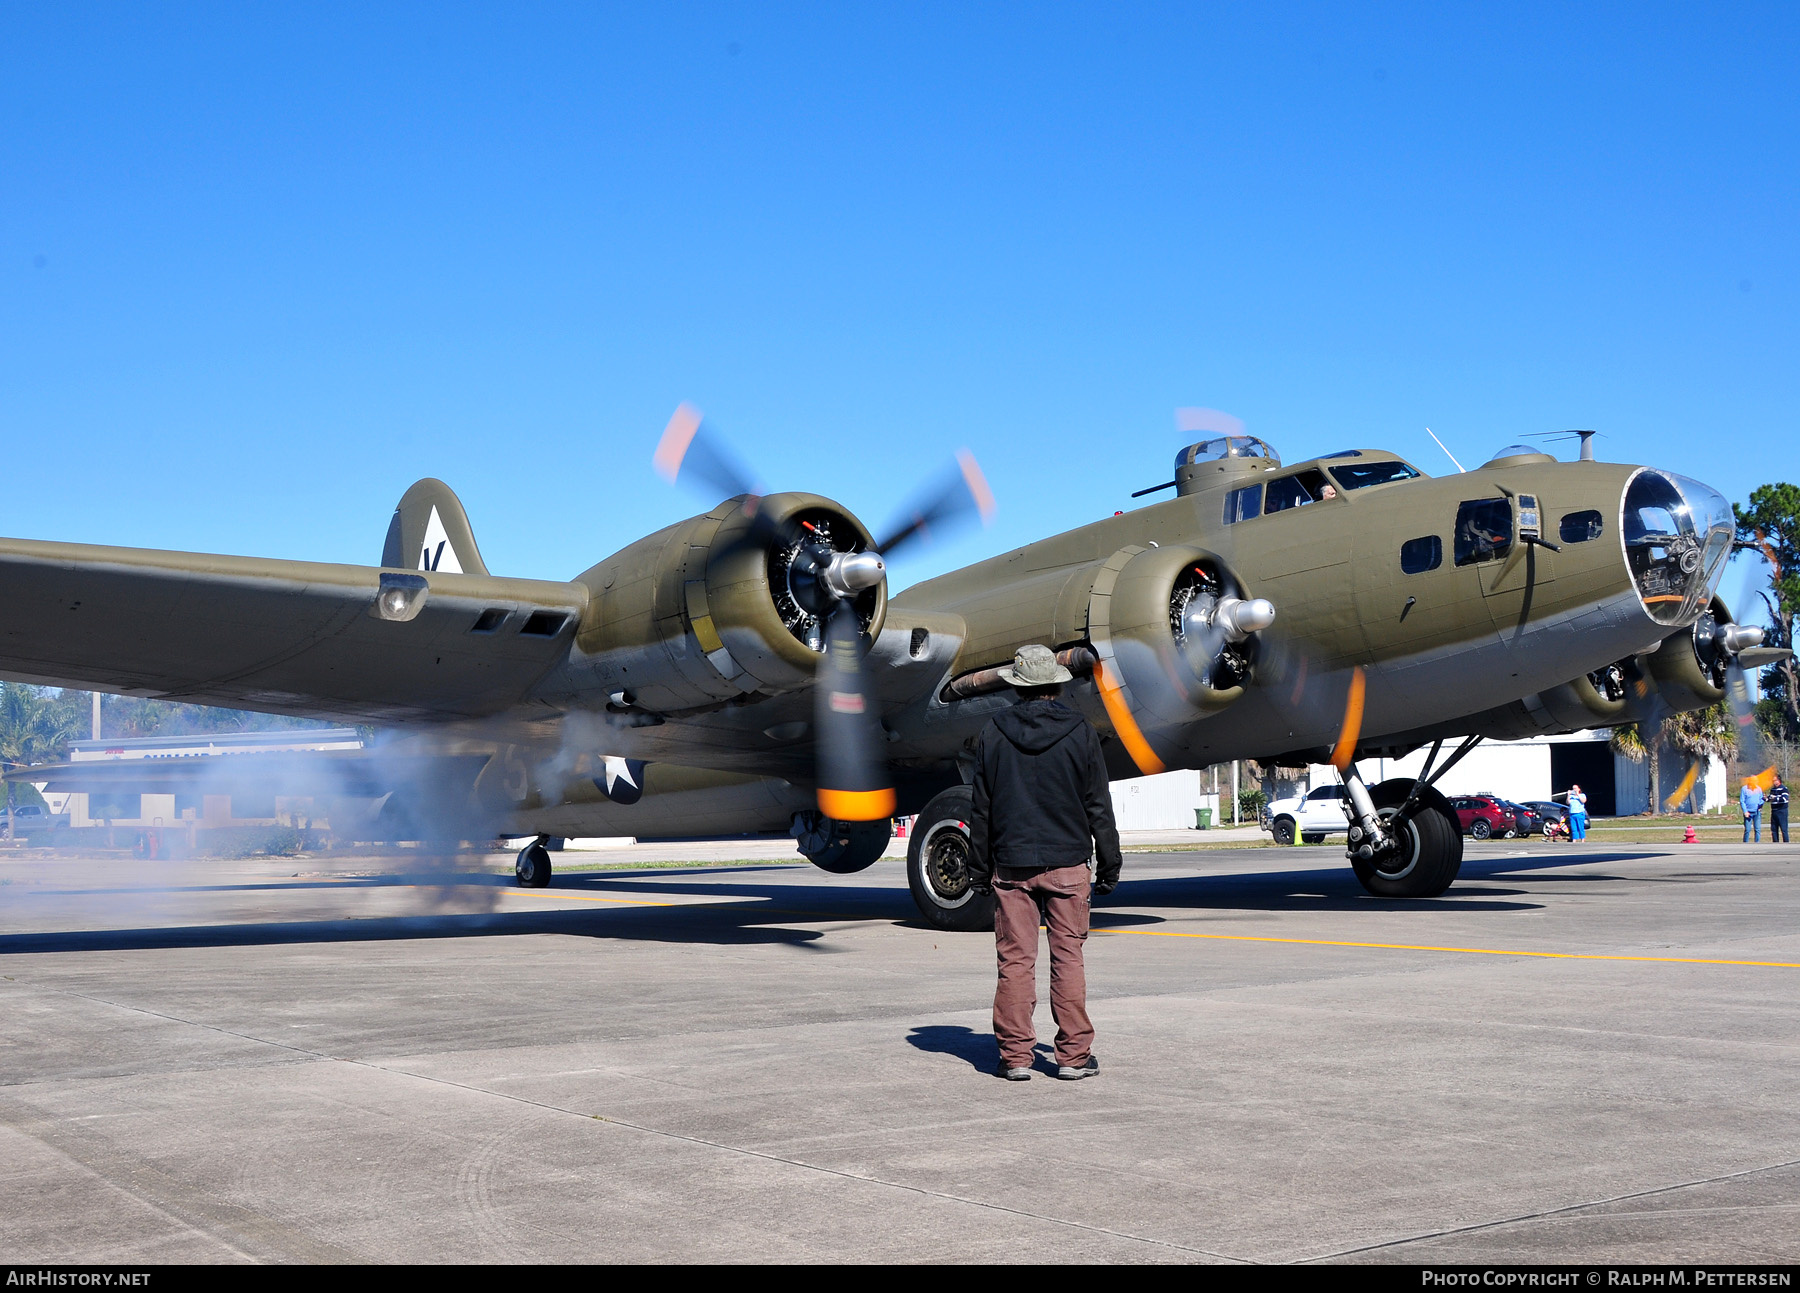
left=381, top=479, right=490, bottom=576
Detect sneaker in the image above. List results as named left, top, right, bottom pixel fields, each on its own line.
left=1057, top=1056, right=1100, bottom=1080
left=997, top=1065, right=1032, bottom=1081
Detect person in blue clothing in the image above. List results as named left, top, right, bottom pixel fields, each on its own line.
left=1740, top=778, right=1765, bottom=843
left=1562, top=784, right=1589, bottom=841
left=1769, top=774, right=1789, bottom=843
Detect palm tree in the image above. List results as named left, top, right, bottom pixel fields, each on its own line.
left=1667, top=702, right=1738, bottom=812
left=0, top=685, right=84, bottom=838
left=1609, top=723, right=1655, bottom=813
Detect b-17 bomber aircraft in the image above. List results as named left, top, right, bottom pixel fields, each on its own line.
left=0, top=410, right=1785, bottom=929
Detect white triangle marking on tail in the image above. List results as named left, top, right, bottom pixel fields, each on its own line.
left=418, top=506, right=464, bottom=574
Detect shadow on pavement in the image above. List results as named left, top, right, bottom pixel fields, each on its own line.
left=907, top=1024, right=998, bottom=1073
left=13, top=842, right=1693, bottom=956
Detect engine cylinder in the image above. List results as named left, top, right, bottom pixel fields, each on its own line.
left=570, top=492, right=885, bottom=713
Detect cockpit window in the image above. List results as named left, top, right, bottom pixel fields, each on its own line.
left=1222, top=483, right=1262, bottom=525
left=1454, top=499, right=1513, bottom=566
left=1329, top=460, right=1420, bottom=492
left=1263, top=469, right=1331, bottom=513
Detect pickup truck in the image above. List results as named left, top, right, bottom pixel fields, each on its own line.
left=1264, top=784, right=1349, bottom=845
left=0, top=804, right=70, bottom=830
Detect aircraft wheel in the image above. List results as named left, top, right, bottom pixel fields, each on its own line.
left=906, top=787, right=994, bottom=932
left=1470, top=818, right=1492, bottom=840
left=1350, top=780, right=1463, bottom=898
left=515, top=838, right=552, bottom=888
left=1272, top=816, right=1297, bottom=846
left=794, top=813, right=890, bottom=874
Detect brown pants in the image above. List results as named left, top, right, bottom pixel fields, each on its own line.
left=992, top=863, right=1094, bottom=1069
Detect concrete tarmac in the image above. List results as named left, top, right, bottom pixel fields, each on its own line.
left=1, top=836, right=1796, bottom=1264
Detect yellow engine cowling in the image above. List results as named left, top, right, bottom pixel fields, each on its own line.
left=570, top=492, right=886, bottom=714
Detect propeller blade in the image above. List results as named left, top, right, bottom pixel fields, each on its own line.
left=1720, top=535, right=1785, bottom=785
left=1092, top=659, right=1166, bottom=775
left=1724, top=660, right=1769, bottom=774
left=1663, top=757, right=1702, bottom=813
left=1737, top=646, right=1793, bottom=669
left=874, top=449, right=996, bottom=556
left=653, top=403, right=762, bottom=502
left=1328, top=667, right=1367, bottom=773
left=813, top=603, right=895, bottom=822
left=1175, top=407, right=1245, bottom=437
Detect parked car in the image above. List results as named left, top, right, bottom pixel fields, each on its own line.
left=1487, top=796, right=1541, bottom=836
left=1264, top=784, right=1349, bottom=845
left=1446, top=794, right=1517, bottom=840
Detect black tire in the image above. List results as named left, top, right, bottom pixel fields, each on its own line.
left=906, top=786, right=994, bottom=932
left=1301, top=831, right=1326, bottom=845
left=515, top=839, right=552, bottom=888
left=1350, top=779, right=1463, bottom=898
left=1272, top=816, right=1297, bottom=846
left=802, top=818, right=891, bottom=874
left=1470, top=818, right=1491, bottom=840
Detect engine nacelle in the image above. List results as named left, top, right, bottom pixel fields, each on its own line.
left=1088, top=544, right=1269, bottom=726
left=1533, top=661, right=1635, bottom=730
left=1644, top=598, right=1732, bottom=714
left=570, top=492, right=886, bottom=713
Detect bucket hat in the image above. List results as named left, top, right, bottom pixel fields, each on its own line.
left=997, top=643, right=1074, bottom=688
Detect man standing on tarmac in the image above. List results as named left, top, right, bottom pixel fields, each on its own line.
left=1769, top=774, right=1790, bottom=844
left=968, top=644, right=1123, bottom=1082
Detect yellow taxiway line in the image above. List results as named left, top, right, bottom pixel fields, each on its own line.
left=1108, top=927, right=1800, bottom=969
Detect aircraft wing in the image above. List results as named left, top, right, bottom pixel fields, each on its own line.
left=0, top=538, right=589, bottom=723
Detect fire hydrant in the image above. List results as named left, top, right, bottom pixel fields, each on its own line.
left=1681, top=822, right=1698, bottom=844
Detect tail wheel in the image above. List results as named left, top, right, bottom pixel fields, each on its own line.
left=515, top=838, right=552, bottom=888
left=906, top=786, right=995, bottom=932
left=1350, top=779, right=1463, bottom=898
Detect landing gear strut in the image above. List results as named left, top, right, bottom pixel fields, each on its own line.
left=515, top=835, right=553, bottom=888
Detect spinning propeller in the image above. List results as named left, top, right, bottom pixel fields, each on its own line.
left=1718, top=535, right=1791, bottom=796
left=655, top=404, right=995, bottom=820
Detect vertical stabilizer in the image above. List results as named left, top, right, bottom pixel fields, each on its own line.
left=381, top=479, right=490, bottom=576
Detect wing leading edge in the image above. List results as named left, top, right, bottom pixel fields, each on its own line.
left=0, top=538, right=588, bottom=723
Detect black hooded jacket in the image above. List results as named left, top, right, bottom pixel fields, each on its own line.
left=969, top=698, right=1123, bottom=887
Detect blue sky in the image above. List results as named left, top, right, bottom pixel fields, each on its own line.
left=3, top=3, right=1795, bottom=591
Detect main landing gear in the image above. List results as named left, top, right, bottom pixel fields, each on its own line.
left=1338, top=737, right=1480, bottom=898
left=515, top=835, right=553, bottom=888
left=905, top=786, right=995, bottom=932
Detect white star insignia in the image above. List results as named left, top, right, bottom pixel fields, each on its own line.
left=601, top=756, right=640, bottom=795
